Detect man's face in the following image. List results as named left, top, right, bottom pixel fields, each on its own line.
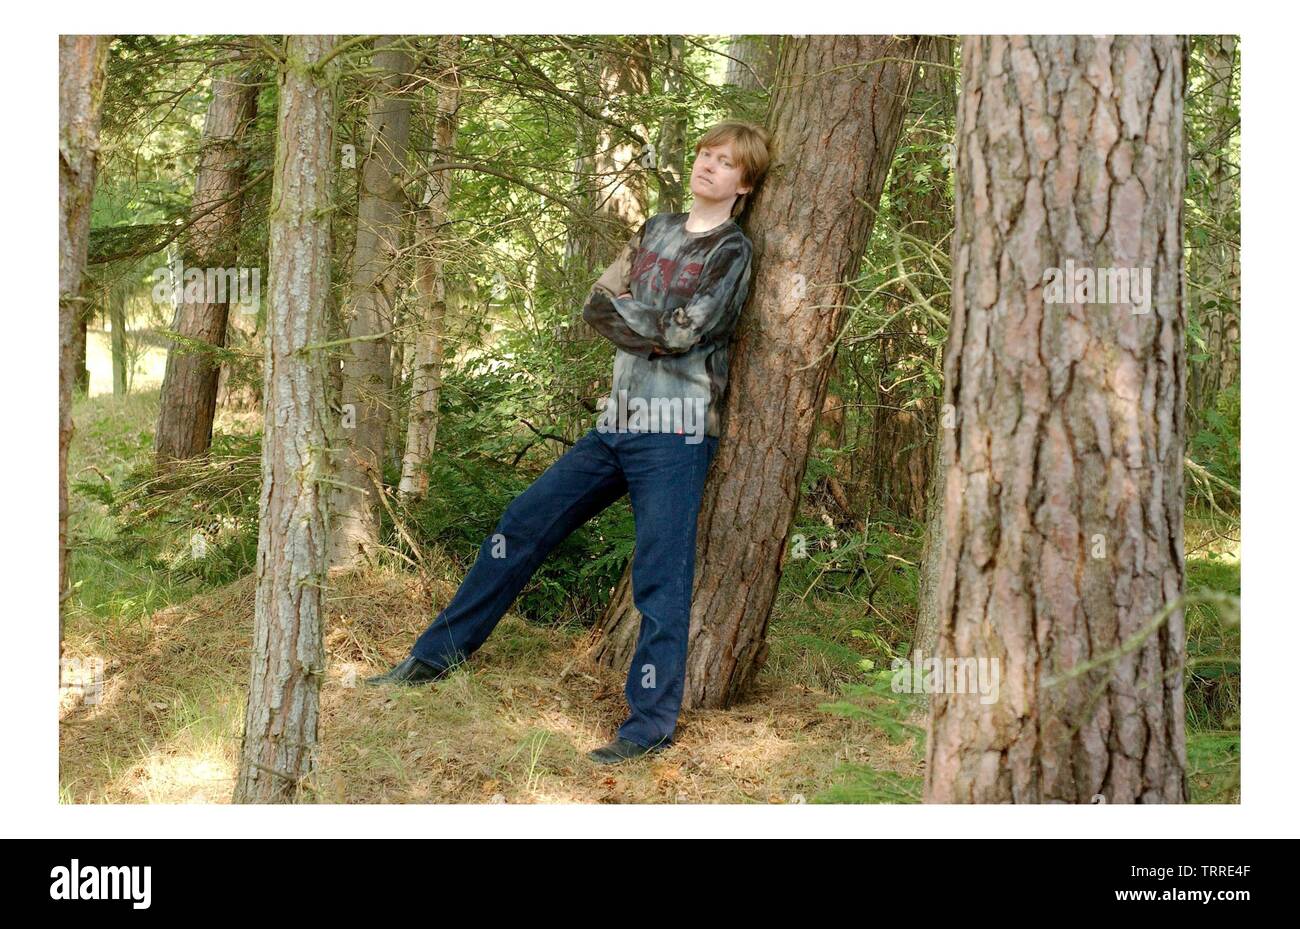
left=689, top=139, right=750, bottom=208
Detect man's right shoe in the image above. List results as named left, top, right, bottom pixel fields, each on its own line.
left=363, top=656, right=451, bottom=687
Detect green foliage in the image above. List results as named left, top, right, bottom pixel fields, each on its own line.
left=1190, top=382, right=1241, bottom=487
left=1184, top=554, right=1241, bottom=733
left=1187, top=729, right=1241, bottom=804
left=813, top=670, right=926, bottom=803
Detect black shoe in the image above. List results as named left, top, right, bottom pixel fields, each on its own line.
left=586, top=737, right=671, bottom=765
left=363, top=656, right=451, bottom=687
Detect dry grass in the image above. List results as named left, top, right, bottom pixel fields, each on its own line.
left=59, top=566, right=921, bottom=804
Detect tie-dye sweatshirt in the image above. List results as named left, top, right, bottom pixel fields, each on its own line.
left=581, top=211, right=754, bottom=441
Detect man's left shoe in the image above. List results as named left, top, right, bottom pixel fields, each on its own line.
left=587, top=737, right=671, bottom=765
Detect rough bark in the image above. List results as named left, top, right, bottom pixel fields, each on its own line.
left=925, top=36, right=1189, bottom=804
left=234, top=35, right=337, bottom=804
left=154, top=63, right=258, bottom=469
left=588, top=36, right=921, bottom=709
left=399, top=36, right=461, bottom=500
left=328, top=39, right=413, bottom=567
left=59, top=35, right=109, bottom=626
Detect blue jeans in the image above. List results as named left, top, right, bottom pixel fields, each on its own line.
left=410, top=427, right=719, bottom=748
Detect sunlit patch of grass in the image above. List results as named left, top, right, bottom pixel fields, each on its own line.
left=1187, top=730, right=1241, bottom=804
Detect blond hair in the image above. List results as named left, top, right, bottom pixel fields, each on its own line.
left=694, top=120, right=772, bottom=217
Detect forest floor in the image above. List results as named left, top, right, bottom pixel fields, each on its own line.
left=59, top=566, right=920, bottom=804
left=60, top=382, right=1238, bottom=804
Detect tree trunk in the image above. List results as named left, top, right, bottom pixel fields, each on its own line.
left=328, top=38, right=413, bottom=567
left=565, top=38, right=652, bottom=342
left=234, top=35, right=337, bottom=804
left=912, top=432, right=945, bottom=657
left=587, top=36, right=921, bottom=709
left=109, top=283, right=128, bottom=396
left=399, top=36, right=461, bottom=500
left=725, top=35, right=778, bottom=94
left=154, top=62, right=258, bottom=469
left=925, top=35, right=1189, bottom=804
left=1187, top=35, right=1239, bottom=432
left=72, top=294, right=91, bottom=394
left=59, top=35, right=109, bottom=630
left=656, top=36, right=687, bottom=214
left=866, top=36, right=954, bottom=522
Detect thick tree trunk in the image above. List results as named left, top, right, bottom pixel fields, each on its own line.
left=725, top=35, right=778, bottom=93
left=154, top=63, right=258, bottom=469
left=399, top=36, right=461, bottom=500
left=925, top=36, right=1189, bottom=804
left=234, top=35, right=337, bottom=804
left=587, top=36, right=921, bottom=709
left=59, top=35, right=109, bottom=627
left=328, top=39, right=413, bottom=567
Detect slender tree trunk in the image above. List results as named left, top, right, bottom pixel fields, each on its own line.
left=656, top=36, right=687, bottom=214
left=912, top=432, right=945, bottom=657
left=866, top=36, right=955, bottom=523
left=328, top=38, right=413, bottom=567
left=588, top=36, right=921, bottom=708
left=71, top=296, right=91, bottom=393
left=925, top=35, right=1189, bottom=804
left=1187, top=35, right=1239, bottom=431
left=59, top=34, right=109, bottom=632
left=109, top=284, right=128, bottom=396
left=234, top=35, right=337, bottom=804
left=154, top=62, right=258, bottom=469
left=399, top=36, right=461, bottom=499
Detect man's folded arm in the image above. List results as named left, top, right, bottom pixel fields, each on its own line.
left=609, top=239, right=752, bottom=356
left=579, top=221, right=662, bottom=360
